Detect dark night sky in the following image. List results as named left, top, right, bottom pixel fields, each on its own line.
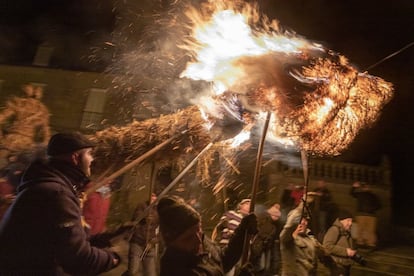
left=0, top=0, right=413, bottom=225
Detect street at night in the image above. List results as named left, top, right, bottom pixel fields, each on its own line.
left=0, top=0, right=413, bottom=275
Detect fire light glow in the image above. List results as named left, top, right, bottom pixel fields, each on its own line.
left=228, top=128, right=251, bottom=148
left=181, top=0, right=393, bottom=156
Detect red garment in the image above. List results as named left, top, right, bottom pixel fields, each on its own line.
left=290, top=189, right=304, bottom=206
left=0, top=179, right=15, bottom=220
left=0, top=179, right=15, bottom=196
left=83, top=191, right=111, bottom=235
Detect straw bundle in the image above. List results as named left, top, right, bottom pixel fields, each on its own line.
left=90, top=105, right=212, bottom=175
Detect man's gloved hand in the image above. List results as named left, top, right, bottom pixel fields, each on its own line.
left=89, top=233, right=113, bottom=248
left=239, top=213, right=258, bottom=235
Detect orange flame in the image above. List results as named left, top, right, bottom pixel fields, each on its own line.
left=181, top=0, right=393, bottom=156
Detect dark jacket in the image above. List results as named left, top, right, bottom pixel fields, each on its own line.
left=160, top=224, right=247, bottom=276
left=250, top=211, right=279, bottom=261
left=0, top=158, right=118, bottom=275
left=350, top=187, right=381, bottom=215
left=312, top=187, right=332, bottom=211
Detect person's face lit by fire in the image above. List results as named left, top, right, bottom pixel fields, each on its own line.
left=150, top=193, right=157, bottom=204
left=170, top=222, right=204, bottom=255
left=73, top=148, right=94, bottom=177
left=239, top=200, right=251, bottom=216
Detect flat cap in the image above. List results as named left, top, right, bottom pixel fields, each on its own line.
left=47, top=132, right=95, bottom=156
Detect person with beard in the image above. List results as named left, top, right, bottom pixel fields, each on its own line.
left=0, top=132, right=120, bottom=275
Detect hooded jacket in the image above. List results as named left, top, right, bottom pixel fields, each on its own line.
left=0, top=158, right=118, bottom=275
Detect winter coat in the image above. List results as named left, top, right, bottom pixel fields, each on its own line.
left=250, top=211, right=279, bottom=260
left=0, top=158, right=118, bottom=275
left=160, top=223, right=248, bottom=276
left=280, top=206, right=319, bottom=276
left=322, top=219, right=355, bottom=267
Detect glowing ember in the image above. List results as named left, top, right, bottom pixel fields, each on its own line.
left=180, top=1, right=393, bottom=156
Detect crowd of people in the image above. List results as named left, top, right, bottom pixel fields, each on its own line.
left=0, top=131, right=383, bottom=275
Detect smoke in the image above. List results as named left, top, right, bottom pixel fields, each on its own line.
left=106, top=0, right=208, bottom=116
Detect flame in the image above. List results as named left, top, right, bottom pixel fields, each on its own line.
left=180, top=2, right=322, bottom=94
left=181, top=0, right=393, bottom=156
left=225, top=127, right=252, bottom=148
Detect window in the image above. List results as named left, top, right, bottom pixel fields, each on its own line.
left=80, top=88, right=107, bottom=131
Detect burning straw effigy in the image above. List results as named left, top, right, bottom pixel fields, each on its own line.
left=180, top=0, right=394, bottom=155
left=91, top=0, right=394, bottom=193
left=90, top=105, right=213, bottom=176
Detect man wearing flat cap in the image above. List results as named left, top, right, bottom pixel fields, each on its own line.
left=0, top=132, right=120, bottom=275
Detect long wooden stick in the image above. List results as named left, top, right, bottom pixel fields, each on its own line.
left=124, top=142, right=214, bottom=241
left=300, top=150, right=310, bottom=221
left=241, top=111, right=272, bottom=265
left=157, top=142, right=214, bottom=199
left=85, top=129, right=188, bottom=195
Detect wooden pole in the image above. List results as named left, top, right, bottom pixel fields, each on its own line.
left=125, top=142, right=214, bottom=239
left=241, top=111, right=272, bottom=265
left=85, top=129, right=188, bottom=195
left=300, top=150, right=310, bottom=221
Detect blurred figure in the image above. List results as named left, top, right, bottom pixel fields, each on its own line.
left=312, top=180, right=334, bottom=240
left=250, top=202, right=283, bottom=275
left=280, top=194, right=322, bottom=276
left=350, top=181, right=381, bottom=250
left=0, top=84, right=50, bottom=162
left=0, top=154, right=26, bottom=221
left=323, top=209, right=357, bottom=276
left=291, top=185, right=305, bottom=207
left=214, top=198, right=251, bottom=275
left=187, top=195, right=201, bottom=212
left=157, top=195, right=257, bottom=276
left=280, top=183, right=296, bottom=226
left=215, top=198, right=251, bottom=247
left=123, top=193, right=159, bottom=276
